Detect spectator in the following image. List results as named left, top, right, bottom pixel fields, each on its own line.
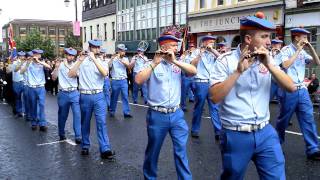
left=308, top=73, right=319, bottom=94
left=0, top=61, right=7, bottom=102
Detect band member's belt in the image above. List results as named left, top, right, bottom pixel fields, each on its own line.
left=60, top=87, right=77, bottom=92
left=223, top=121, right=269, bottom=132
left=112, top=77, right=126, bottom=80
left=150, top=106, right=180, bottom=114
left=194, top=79, right=209, bottom=83
left=295, top=83, right=306, bottom=90
left=13, top=80, right=24, bottom=83
left=29, top=84, right=45, bottom=88
left=80, top=89, right=103, bottom=94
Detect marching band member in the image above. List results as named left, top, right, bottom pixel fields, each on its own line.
left=69, top=39, right=115, bottom=159
left=180, top=43, right=196, bottom=111
left=24, top=49, right=51, bottom=131
left=276, top=27, right=320, bottom=160
left=210, top=12, right=295, bottom=179
left=131, top=47, right=148, bottom=104
left=270, top=39, right=283, bottom=100
left=216, top=42, right=229, bottom=54
left=190, top=35, right=221, bottom=140
left=52, top=48, right=81, bottom=144
left=109, top=44, right=132, bottom=118
left=136, top=33, right=197, bottom=180
left=20, top=51, right=33, bottom=121
left=11, top=51, right=26, bottom=117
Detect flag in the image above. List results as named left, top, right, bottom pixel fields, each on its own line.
left=8, top=23, right=17, bottom=59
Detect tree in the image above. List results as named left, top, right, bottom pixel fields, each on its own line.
left=64, top=32, right=82, bottom=51
left=16, top=30, right=55, bottom=59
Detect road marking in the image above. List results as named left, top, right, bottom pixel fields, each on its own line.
left=120, top=101, right=320, bottom=139
left=37, top=139, right=76, bottom=146
left=285, top=130, right=320, bottom=139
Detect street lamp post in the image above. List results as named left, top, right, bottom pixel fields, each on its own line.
left=64, top=0, right=78, bottom=21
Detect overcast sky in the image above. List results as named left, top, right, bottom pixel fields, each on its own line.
left=0, top=0, right=82, bottom=42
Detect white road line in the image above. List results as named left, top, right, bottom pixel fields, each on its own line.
left=37, top=139, right=76, bottom=146
left=120, top=101, right=320, bottom=138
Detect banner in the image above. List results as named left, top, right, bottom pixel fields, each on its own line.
left=73, top=21, right=81, bottom=36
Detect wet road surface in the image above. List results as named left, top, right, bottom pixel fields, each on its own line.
left=0, top=94, right=320, bottom=179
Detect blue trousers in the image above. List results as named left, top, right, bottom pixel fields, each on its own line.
left=29, top=87, right=46, bottom=126
left=180, top=76, right=194, bottom=110
left=143, top=109, right=192, bottom=180
left=80, top=92, right=111, bottom=152
left=57, top=91, right=81, bottom=139
left=132, top=72, right=148, bottom=103
left=23, top=85, right=31, bottom=121
left=220, top=124, right=285, bottom=180
left=103, top=77, right=111, bottom=107
left=276, top=88, right=320, bottom=155
left=110, top=79, right=130, bottom=115
left=191, top=82, right=221, bottom=135
left=13, top=81, right=24, bottom=114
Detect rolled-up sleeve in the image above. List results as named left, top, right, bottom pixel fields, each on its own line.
left=210, top=57, right=229, bottom=87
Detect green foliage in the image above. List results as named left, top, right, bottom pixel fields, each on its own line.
left=64, top=32, right=82, bottom=51
left=16, top=30, right=55, bottom=59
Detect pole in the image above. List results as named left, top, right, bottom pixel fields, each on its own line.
left=173, top=0, right=176, bottom=25
left=75, top=0, right=78, bottom=21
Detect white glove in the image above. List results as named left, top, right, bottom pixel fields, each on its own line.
left=3, top=81, right=7, bottom=85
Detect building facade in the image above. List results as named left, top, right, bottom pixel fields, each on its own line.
left=82, top=0, right=117, bottom=54
left=2, top=19, right=73, bottom=56
left=116, top=0, right=187, bottom=55
left=188, top=0, right=284, bottom=49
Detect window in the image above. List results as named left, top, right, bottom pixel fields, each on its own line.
left=112, top=22, right=115, bottom=40
left=104, top=23, right=107, bottom=41
left=97, top=24, right=100, bottom=39
left=49, top=27, right=56, bottom=35
left=40, top=27, right=46, bottom=35
left=217, top=0, right=224, bottom=6
left=59, top=28, right=65, bottom=36
left=200, top=0, right=206, bottom=9
left=59, top=38, right=65, bottom=47
left=90, top=26, right=93, bottom=40
left=30, top=26, right=38, bottom=32
left=84, top=27, right=87, bottom=42
left=19, top=27, right=26, bottom=35
left=306, top=27, right=317, bottom=50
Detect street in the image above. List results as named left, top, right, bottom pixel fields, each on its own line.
left=0, top=94, right=320, bottom=180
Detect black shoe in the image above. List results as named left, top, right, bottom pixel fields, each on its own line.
left=191, top=132, right=199, bottom=138
left=59, top=136, right=66, bottom=141
left=18, top=113, right=24, bottom=118
left=31, top=125, right=37, bottom=131
left=182, top=108, right=187, bottom=112
left=215, top=135, right=220, bottom=141
left=81, top=148, right=89, bottom=156
left=75, top=138, right=82, bottom=145
left=133, top=101, right=137, bottom=104
left=307, top=151, right=320, bottom=161
left=124, top=114, right=133, bottom=118
left=288, top=121, right=293, bottom=126
left=101, top=150, right=116, bottom=159
left=189, top=99, right=194, bottom=103
left=39, top=126, right=48, bottom=132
